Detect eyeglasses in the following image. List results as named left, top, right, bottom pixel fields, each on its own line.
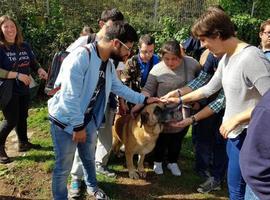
left=140, top=49, right=154, bottom=55
left=118, top=39, right=132, bottom=52
left=263, top=31, right=270, bottom=36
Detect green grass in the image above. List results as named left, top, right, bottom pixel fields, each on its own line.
left=0, top=103, right=229, bottom=199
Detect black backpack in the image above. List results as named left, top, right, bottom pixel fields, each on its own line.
left=45, top=33, right=96, bottom=96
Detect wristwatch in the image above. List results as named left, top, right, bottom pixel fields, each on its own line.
left=191, top=115, right=198, bottom=125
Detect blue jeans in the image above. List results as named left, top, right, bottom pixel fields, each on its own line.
left=245, top=185, right=260, bottom=200
left=50, top=121, right=97, bottom=200
left=227, top=130, right=247, bottom=200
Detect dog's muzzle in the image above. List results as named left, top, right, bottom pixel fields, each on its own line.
left=158, top=105, right=190, bottom=123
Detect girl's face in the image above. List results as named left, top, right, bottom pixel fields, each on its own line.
left=163, top=53, right=181, bottom=70
left=198, top=36, right=225, bottom=57
left=1, top=19, right=17, bottom=43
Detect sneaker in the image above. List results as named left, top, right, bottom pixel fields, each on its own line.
left=167, top=163, right=181, bottom=176
left=153, top=161, right=163, bottom=175
left=96, top=164, right=116, bottom=178
left=87, top=188, right=110, bottom=200
left=69, top=179, right=81, bottom=198
left=197, top=177, right=221, bottom=193
left=0, top=145, right=11, bottom=164
left=18, top=141, right=42, bottom=152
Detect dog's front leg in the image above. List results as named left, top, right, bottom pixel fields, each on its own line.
left=137, top=154, right=146, bottom=178
left=126, top=151, right=139, bottom=179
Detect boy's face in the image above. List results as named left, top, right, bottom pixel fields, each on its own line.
left=139, top=43, right=155, bottom=63
left=260, top=24, right=270, bottom=50
left=111, top=40, right=133, bottom=62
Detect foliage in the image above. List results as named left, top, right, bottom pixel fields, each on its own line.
left=0, top=0, right=268, bottom=69
left=153, top=17, right=190, bottom=51
left=220, top=0, right=270, bottom=20
left=231, top=14, right=262, bottom=45
left=218, top=0, right=269, bottom=45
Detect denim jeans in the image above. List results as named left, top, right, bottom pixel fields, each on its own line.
left=245, top=185, right=260, bottom=200
left=227, top=130, right=247, bottom=200
left=50, top=120, right=97, bottom=200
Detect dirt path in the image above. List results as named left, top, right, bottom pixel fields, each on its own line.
left=5, top=130, right=34, bottom=158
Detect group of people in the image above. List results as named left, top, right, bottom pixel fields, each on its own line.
left=0, top=5, right=270, bottom=200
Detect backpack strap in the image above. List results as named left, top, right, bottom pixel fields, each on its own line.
left=48, top=46, right=92, bottom=96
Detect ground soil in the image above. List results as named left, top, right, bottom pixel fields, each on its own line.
left=0, top=131, right=228, bottom=200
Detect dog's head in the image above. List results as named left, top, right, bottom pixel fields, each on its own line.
left=158, top=105, right=186, bottom=123
left=140, top=103, right=164, bottom=127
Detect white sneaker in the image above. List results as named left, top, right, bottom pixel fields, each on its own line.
left=167, top=163, right=181, bottom=176
left=153, top=162, right=163, bottom=175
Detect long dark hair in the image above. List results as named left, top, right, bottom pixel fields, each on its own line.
left=0, top=15, right=23, bottom=48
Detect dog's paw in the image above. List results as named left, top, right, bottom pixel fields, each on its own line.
left=129, top=170, right=140, bottom=179
left=138, top=170, right=147, bottom=178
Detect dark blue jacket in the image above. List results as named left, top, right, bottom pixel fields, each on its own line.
left=240, top=89, right=270, bottom=200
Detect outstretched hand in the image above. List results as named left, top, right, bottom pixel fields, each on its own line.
left=147, top=97, right=165, bottom=104
left=162, top=89, right=179, bottom=100
left=169, top=118, right=192, bottom=128
left=160, top=97, right=180, bottom=104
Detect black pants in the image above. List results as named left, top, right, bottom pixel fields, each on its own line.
left=193, top=110, right=227, bottom=182
left=0, top=94, right=29, bottom=146
left=154, top=127, right=189, bottom=163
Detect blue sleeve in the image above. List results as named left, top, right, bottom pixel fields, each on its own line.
left=152, top=54, right=160, bottom=65
left=202, top=53, right=219, bottom=75
left=110, top=67, right=145, bottom=104
left=182, top=36, right=201, bottom=53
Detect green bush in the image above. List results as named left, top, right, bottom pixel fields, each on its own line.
left=153, top=17, right=190, bottom=51
left=232, top=14, right=262, bottom=45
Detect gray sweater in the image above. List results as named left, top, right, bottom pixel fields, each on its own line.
left=143, top=56, right=200, bottom=133
left=201, top=46, right=270, bottom=138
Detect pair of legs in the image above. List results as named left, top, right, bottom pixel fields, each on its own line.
left=95, top=106, right=115, bottom=167
left=0, top=94, right=37, bottom=163
left=153, top=127, right=189, bottom=173
left=227, top=130, right=247, bottom=200
left=193, top=111, right=227, bottom=183
left=70, top=105, right=116, bottom=182
left=50, top=120, right=98, bottom=200
left=0, top=94, right=29, bottom=144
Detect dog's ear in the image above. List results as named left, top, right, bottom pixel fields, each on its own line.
left=140, top=112, right=149, bottom=127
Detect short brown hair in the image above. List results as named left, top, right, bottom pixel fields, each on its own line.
left=160, top=39, right=182, bottom=58
left=192, top=10, right=235, bottom=40
left=260, top=19, right=270, bottom=33
left=0, top=15, right=23, bottom=47
left=139, top=34, right=155, bottom=47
